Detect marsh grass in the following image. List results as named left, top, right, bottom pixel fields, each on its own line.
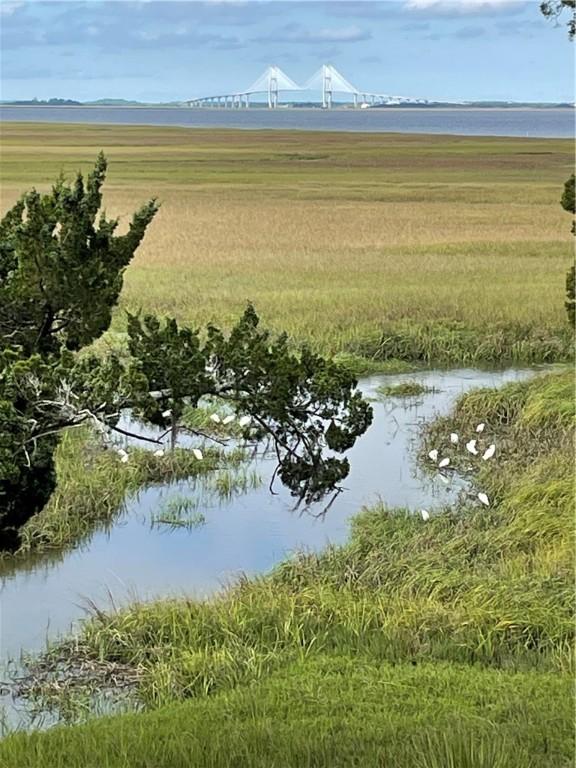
left=1, top=657, right=570, bottom=767
left=6, top=429, right=248, bottom=557
left=424, top=370, right=574, bottom=476
left=1, top=124, right=573, bottom=365
left=4, top=372, right=572, bottom=767
left=375, top=380, right=436, bottom=398
left=150, top=495, right=205, bottom=530
left=1, top=124, right=574, bottom=765
left=210, top=468, right=261, bottom=500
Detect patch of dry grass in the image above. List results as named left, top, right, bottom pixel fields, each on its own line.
left=1, top=123, right=572, bottom=357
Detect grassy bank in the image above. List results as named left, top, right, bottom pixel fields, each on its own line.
left=0, top=428, right=246, bottom=561
left=1, top=660, right=570, bottom=768
left=1, top=124, right=573, bottom=365
left=1, top=370, right=572, bottom=767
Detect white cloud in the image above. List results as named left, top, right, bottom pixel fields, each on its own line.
left=406, top=0, right=521, bottom=11
left=263, top=23, right=370, bottom=44
left=315, top=25, right=368, bottom=42
left=0, top=1, right=24, bottom=16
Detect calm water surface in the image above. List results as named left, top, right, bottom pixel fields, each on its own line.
left=1, top=106, right=573, bottom=138
left=0, top=366, right=541, bottom=670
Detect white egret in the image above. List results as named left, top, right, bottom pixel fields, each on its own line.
left=120, top=453, right=129, bottom=464
left=210, top=413, right=221, bottom=424
left=476, top=423, right=485, bottom=433
left=162, top=409, right=172, bottom=419
left=153, top=449, right=165, bottom=458
left=192, top=448, right=204, bottom=461
left=428, top=449, right=438, bottom=462
left=466, top=439, right=478, bottom=455
left=438, top=457, right=450, bottom=468
left=482, top=444, right=496, bottom=461
left=420, top=509, right=430, bottom=521
left=477, top=492, right=490, bottom=507
left=450, top=433, right=459, bottom=444
left=239, top=415, right=251, bottom=428
left=223, top=415, right=235, bottom=425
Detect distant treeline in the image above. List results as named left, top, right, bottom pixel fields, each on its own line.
left=2, top=98, right=82, bottom=105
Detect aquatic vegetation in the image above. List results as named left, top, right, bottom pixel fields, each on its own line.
left=2, top=429, right=245, bottom=556
left=150, top=495, right=205, bottom=531
left=375, top=381, right=435, bottom=398
left=209, top=468, right=261, bottom=500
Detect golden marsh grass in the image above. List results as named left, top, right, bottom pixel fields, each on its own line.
left=0, top=122, right=572, bottom=357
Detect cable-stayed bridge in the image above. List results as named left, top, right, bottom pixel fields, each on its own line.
left=186, top=64, right=427, bottom=109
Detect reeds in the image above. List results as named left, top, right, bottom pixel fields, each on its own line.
left=1, top=124, right=572, bottom=366
left=8, top=429, right=249, bottom=556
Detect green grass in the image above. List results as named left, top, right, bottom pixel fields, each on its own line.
left=0, top=658, right=570, bottom=768
left=375, top=380, right=435, bottom=398
left=0, top=122, right=573, bottom=762
left=2, top=371, right=572, bottom=766
left=0, top=429, right=246, bottom=561
left=150, top=494, right=205, bottom=530
left=1, top=123, right=573, bottom=365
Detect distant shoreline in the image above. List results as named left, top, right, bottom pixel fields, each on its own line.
left=1, top=104, right=574, bottom=111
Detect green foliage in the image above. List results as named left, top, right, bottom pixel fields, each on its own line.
left=126, top=305, right=373, bottom=505
left=0, top=158, right=372, bottom=548
left=561, top=174, right=575, bottom=216
left=0, top=152, right=157, bottom=357
left=0, top=156, right=157, bottom=548
left=540, top=0, right=576, bottom=39
left=560, top=175, right=575, bottom=325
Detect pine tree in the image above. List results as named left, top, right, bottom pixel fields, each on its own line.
left=0, top=157, right=372, bottom=549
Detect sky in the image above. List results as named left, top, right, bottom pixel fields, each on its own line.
left=0, top=0, right=574, bottom=103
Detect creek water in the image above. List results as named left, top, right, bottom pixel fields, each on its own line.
left=0, top=366, right=542, bottom=681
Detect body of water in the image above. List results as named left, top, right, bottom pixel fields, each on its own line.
left=0, top=366, right=540, bottom=674
left=1, top=106, right=573, bottom=138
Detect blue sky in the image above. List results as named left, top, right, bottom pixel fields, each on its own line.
left=0, top=0, right=573, bottom=103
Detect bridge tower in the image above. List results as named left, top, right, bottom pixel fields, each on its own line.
left=268, top=67, right=279, bottom=109
left=322, top=65, right=333, bottom=109
left=304, top=64, right=359, bottom=108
